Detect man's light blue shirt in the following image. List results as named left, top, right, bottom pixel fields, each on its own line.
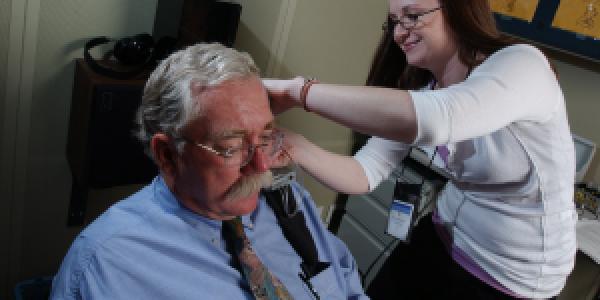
left=50, top=176, right=367, bottom=299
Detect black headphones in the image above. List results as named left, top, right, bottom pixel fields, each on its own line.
left=84, top=33, right=177, bottom=79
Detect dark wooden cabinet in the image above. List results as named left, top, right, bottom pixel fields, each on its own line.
left=66, top=59, right=157, bottom=225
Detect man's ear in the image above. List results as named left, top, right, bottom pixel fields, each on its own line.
left=150, top=133, right=180, bottom=184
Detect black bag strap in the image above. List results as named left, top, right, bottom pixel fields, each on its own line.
left=263, top=185, right=330, bottom=279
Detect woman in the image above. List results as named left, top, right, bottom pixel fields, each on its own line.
left=265, top=0, right=576, bottom=298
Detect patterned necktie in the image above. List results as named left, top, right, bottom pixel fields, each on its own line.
left=222, top=217, right=293, bottom=300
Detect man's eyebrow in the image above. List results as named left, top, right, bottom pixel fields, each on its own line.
left=212, top=122, right=276, bottom=139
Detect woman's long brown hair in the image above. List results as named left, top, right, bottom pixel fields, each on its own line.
left=366, top=0, right=518, bottom=89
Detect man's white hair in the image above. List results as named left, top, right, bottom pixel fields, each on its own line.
left=134, top=43, right=260, bottom=159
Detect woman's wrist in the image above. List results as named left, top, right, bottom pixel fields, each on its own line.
left=300, top=78, right=319, bottom=112
left=289, top=77, right=306, bottom=108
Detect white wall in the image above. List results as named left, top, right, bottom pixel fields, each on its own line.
left=234, top=0, right=283, bottom=74
left=235, top=0, right=388, bottom=209
left=23, top=0, right=158, bottom=278
left=0, top=0, right=12, bottom=297
left=0, top=0, right=157, bottom=297
left=554, top=58, right=600, bottom=184
left=0, top=0, right=8, bottom=141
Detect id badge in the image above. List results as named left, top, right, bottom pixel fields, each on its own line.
left=386, top=181, right=422, bottom=243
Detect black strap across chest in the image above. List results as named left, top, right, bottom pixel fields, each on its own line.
left=263, top=185, right=330, bottom=279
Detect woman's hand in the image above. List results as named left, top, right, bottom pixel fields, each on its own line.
left=263, top=77, right=305, bottom=114
left=268, top=127, right=304, bottom=169
left=269, top=146, right=293, bottom=170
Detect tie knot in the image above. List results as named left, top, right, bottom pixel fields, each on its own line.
left=223, top=216, right=245, bottom=239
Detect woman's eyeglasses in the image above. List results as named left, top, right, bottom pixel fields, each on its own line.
left=382, top=6, right=443, bottom=32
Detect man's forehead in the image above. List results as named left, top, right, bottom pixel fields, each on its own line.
left=188, top=76, right=272, bottom=138
left=190, top=76, right=263, bottom=95
left=193, top=77, right=268, bottom=108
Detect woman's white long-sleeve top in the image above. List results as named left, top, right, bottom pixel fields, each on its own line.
left=354, top=44, right=576, bottom=299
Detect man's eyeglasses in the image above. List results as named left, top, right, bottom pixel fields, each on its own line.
left=185, top=130, right=284, bottom=168
left=382, top=6, right=443, bottom=32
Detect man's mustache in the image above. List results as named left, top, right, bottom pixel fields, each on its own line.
left=225, top=170, right=274, bottom=201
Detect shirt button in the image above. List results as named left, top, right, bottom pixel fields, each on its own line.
left=247, top=222, right=254, bottom=229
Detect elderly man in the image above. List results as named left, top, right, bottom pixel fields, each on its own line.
left=50, top=43, right=367, bottom=299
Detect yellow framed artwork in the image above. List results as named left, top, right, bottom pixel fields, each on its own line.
left=491, top=0, right=600, bottom=62
left=489, top=0, right=540, bottom=22
left=552, top=0, right=600, bottom=39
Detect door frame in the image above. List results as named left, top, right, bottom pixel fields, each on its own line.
left=1, top=0, right=41, bottom=297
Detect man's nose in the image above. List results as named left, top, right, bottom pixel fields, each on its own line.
left=241, top=146, right=269, bottom=174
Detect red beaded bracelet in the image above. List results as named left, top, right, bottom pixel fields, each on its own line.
left=300, top=78, right=318, bottom=112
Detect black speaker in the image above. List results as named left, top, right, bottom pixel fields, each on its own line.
left=203, top=1, right=242, bottom=47
left=67, top=59, right=157, bottom=190
left=86, top=85, right=157, bottom=187
left=153, top=0, right=242, bottom=48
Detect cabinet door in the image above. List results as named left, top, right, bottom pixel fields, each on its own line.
left=337, top=171, right=401, bottom=288
left=336, top=164, right=446, bottom=288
